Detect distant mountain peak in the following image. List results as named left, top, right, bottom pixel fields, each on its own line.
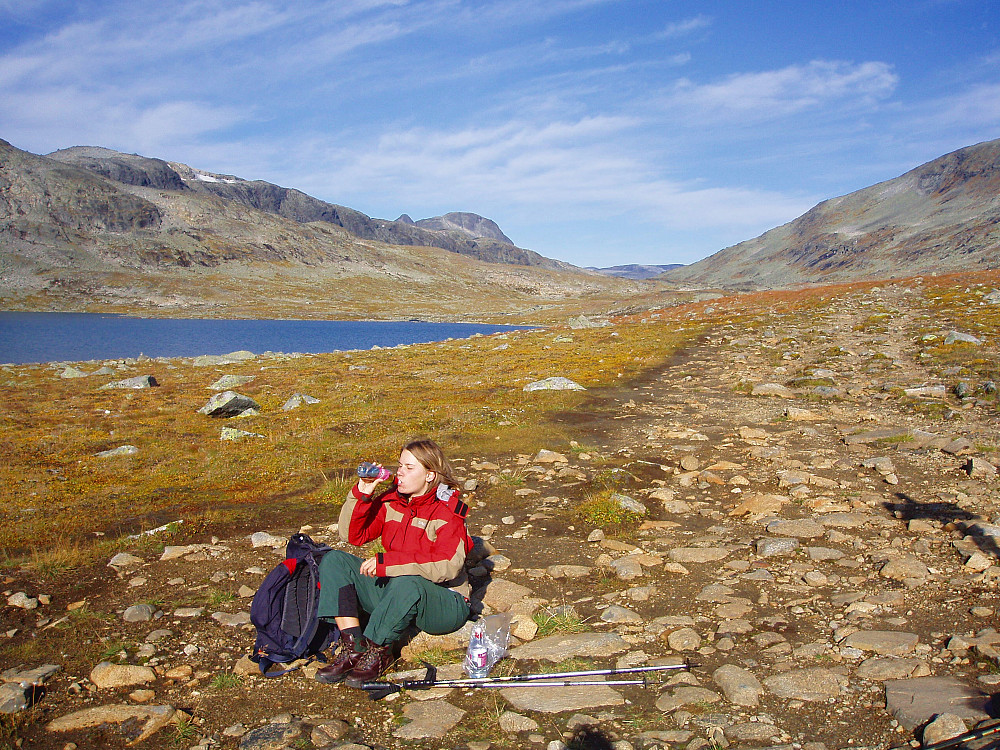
left=413, top=212, right=515, bottom=245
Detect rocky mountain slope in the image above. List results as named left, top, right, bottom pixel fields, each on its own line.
left=663, top=139, right=1000, bottom=289
left=0, top=139, right=634, bottom=319
left=3, top=277, right=999, bottom=749
left=44, top=145, right=555, bottom=268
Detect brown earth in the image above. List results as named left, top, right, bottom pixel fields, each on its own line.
left=3, top=280, right=1000, bottom=750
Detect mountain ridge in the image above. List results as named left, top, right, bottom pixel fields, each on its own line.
left=662, top=138, right=1000, bottom=288
left=43, top=144, right=559, bottom=269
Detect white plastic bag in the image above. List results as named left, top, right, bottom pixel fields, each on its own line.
left=463, top=613, right=513, bottom=677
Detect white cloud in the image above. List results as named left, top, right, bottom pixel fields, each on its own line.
left=657, top=14, right=712, bottom=39
left=282, top=114, right=812, bottom=237
left=665, top=60, right=898, bottom=121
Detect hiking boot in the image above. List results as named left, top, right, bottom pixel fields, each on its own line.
left=344, top=639, right=395, bottom=687
left=314, top=634, right=364, bottom=684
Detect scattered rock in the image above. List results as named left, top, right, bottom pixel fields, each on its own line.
left=712, top=664, right=763, bottom=707
left=89, top=662, right=156, bottom=689
left=46, top=705, right=176, bottom=744
left=94, top=444, right=139, bottom=458
left=99, top=375, right=159, bottom=390
left=763, top=668, right=848, bottom=701
left=393, top=699, right=465, bottom=739
left=523, top=377, right=586, bottom=391
left=199, top=391, right=260, bottom=417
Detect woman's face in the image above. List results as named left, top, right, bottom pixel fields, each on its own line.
left=396, top=449, right=434, bottom=496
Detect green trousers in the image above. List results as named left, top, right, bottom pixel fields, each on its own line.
left=317, top=550, right=470, bottom=646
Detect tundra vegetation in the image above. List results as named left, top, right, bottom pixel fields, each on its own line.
left=1, top=269, right=999, bottom=750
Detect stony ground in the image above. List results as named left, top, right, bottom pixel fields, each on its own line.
left=4, top=281, right=1000, bottom=750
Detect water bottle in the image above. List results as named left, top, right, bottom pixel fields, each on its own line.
left=464, top=623, right=490, bottom=678
left=357, top=462, right=392, bottom=481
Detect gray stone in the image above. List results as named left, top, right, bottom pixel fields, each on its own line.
left=108, top=552, right=144, bottom=570
left=819, top=512, right=869, bottom=528
left=123, top=604, right=156, bottom=622
left=481, top=579, right=534, bottom=612
left=806, top=547, right=845, bottom=561
left=6, top=592, right=38, bottom=609
left=502, top=679, right=625, bottom=713
left=725, top=723, right=781, bottom=742
left=712, top=664, right=763, bottom=707
left=547, top=564, right=592, bottom=579
left=393, top=699, right=465, bottom=738
left=0, top=684, right=30, bottom=714
left=46, top=705, right=176, bottom=744
left=965, top=458, right=997, bottom=479
left=766, top=519, right=825, bottom=538
left=172, top=607, right=204, bottom=618
left=1, top=664, right=61, bottom=686
left=842, top=630, right=919, bottom=656
left=600, top=605, right=642, bottom=624
left=192, top=350, right=256, bottom=367
left=666, top=627, right=702, bottom=652
left=212, top=611, right=251, bottom=627
left=59, top=365, right=89, bottom=378
left=199, top=390, right=260, bottom=417
left=95, top=444, right=139, bottom=458
left=880, top=556, right=930, bottom=581
left=756, top=537, right=800, bottom=557
left=654, top=686, right=721, bottom=713
left=922, top=714, right=968, bottom=746
left=763, top=668, right=847, bottom=701
left=696, top=584, right=736, bottom=602
left=609, top=556, right=644, bottom=580
left=282, top=393, right=320, bottom=410
left=239, top=722, right=302, bottom=750
left=669, top=547, right=731, bottom=563
left=250, top=531, right=286, bottom=549
left=523, top=377, right=586, bottom=392
left=99, top=375, right=159, bottom=390
left=612, top=493, right=647, bottom=515
left=89, top=662, right=156, bottom=689
left=512, top=633, right=629, bottom=662
left=309, top=720, right=350, bottom=747
left=884, top=676, right=994, bottom=730
left=221, top=426, right=265, bottom=440
left=856, top=658, right=931, bottom=681
left=904, top=385, right=947, bottom=398
left=499, top=711, right=539, bottom=732
left=944, top=331, right=981, bottom=345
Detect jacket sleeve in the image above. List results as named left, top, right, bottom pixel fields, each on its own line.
left=339, top=484, right=385, bottom=547
left=376, top=510, right=470, bottom=583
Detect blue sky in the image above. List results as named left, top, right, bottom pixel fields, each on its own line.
left=1, top=0, right=998, bottom=267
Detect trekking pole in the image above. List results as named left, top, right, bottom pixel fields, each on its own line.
left=362, top=660, right=697, bottom=700
left=888, top=720, right=1000, bottom=750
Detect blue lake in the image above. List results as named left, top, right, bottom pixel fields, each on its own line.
left=0, top=312, right=530, bottom=365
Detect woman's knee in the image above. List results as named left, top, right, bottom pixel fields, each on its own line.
left=318, top=550, right=363, bottom=585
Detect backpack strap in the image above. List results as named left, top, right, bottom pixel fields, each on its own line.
left=435, top=485, right=468, bottom=518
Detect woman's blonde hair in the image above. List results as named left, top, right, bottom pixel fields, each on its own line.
left=403, top=439, right=460, bottom=490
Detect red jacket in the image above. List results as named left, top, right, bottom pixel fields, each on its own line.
left=339, top=483, right=473, bottom=590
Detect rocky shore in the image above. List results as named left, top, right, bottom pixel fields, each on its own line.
left=3, top=282, right=999, bottom=750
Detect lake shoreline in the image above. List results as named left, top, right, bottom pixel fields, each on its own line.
left=0, top=311, right=537, bottom=366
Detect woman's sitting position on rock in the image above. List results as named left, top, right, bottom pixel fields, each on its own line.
left=315, top=439, right=472, bottom=687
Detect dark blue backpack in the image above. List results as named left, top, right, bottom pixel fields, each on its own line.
left=249, top=533, right=339, bottom=676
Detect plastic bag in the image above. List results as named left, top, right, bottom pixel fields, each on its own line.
left=463, top=613, right=513, bottom=677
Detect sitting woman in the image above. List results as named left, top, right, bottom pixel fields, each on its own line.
left=315, top=438, right=472, bottom=687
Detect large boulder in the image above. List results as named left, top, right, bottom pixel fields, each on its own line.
left=198, top=391, right=260, bottom=417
